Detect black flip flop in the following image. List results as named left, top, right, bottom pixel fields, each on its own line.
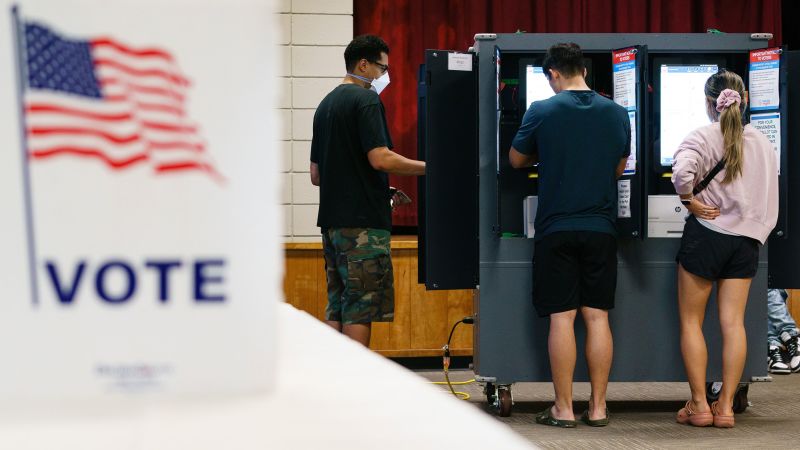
left=580, top=408, right=610, bottom=427
left=535, top=406, right=577, bottom=428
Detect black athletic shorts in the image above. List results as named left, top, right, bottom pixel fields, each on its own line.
left=532, top=231, right=618, bottom=317
left=676, top=215, right=760, bottom=280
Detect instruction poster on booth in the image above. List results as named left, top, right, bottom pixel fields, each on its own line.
left=749, top=48, right=781, bottom=111
left=613, top=48, right=637, bottom=176
left=617, top=179, right=631, bottom=218
left=613, top=48, right=637, bottom=110
left=751, top=112, right=782, bottom=174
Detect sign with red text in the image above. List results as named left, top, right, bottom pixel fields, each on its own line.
left=749, top=48, right=781, bottom=111
left=613, top=47, right=637, bottom=110
left=613, top=47, right=637, bottom=175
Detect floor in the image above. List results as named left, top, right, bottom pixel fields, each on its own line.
left=415, top=368, right=800, bottom=449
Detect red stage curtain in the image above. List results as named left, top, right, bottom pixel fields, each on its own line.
left=354, top=0, right=782, bottom=227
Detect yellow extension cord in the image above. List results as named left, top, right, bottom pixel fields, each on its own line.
left=430, top=319, right=476, bottom=400
left=430, top=368, right=476, bottom=400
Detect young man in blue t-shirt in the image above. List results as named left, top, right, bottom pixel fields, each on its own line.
left=509, top=43, right=631, bottom=428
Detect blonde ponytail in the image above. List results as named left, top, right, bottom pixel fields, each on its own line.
left=704, top=70, right=746, bottom=183
left=720, top=101, right=744, bottom=183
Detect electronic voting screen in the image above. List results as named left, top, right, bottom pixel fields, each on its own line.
left=659, top=64, right=718, bottom=166
left=525, top=65, right=555, bottom=110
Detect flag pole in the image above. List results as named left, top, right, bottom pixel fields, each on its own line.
left=11, top=5, right=40, bottom=306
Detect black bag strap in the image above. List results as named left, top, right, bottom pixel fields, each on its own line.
left=692, top=159, right=726, bottom=195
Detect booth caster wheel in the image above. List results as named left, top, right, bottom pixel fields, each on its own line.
left=733, top=384, right=749, bottom=413
left=485, top=382, right=497, bottom=405
left=705, top=382, right=749, bottom=413
left=496, top=385, right=513, bottom=417
left=484, top=382, right=513, bottom=416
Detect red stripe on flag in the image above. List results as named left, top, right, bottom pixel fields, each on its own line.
left=94, top=58, right=189, bottom=86
left=30, top=146, right=148, bottom=169
left=136, top=102, right=184, bottom=116
left=156, top=161, right=209, bottom=172
left=28, top=126, right=141, bottom=144
left=156, top=161, right=226, bottom=183
left=140, top=121, right=197, bottom=133
left=102, top=94, right=185, bottom=115
left=99, top=78, right=185, bottom=102
left=149, top=141, right=205, bottom=152
left=26, top=104, right=133, bottom=121
left=90, top=38, right=175, bottom=62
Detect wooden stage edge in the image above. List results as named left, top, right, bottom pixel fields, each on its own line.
left=284, top=236, right=475, bottom=358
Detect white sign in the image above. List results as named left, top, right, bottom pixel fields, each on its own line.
left=448, top=53, right=473, bottom=71
left=751, top=112, right=782, bottom=174
left=749, top=48, right=781, bottom=111
left=617, top=179, right=631, bottom=218
left=624, top=110, right=637, bottom=175
left=0, top=0, right=279, bottom=399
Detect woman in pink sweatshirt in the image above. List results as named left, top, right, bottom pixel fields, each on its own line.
left=671, top=69, right=778, bottom=428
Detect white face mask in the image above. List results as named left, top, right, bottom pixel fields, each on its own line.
left=370, top=72, right=390, bottom=95
left=347, top=72, right=390, bottom=95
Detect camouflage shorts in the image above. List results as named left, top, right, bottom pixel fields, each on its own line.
left=322, top=228, right=394, bottom=324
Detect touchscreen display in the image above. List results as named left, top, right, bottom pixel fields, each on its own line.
left=659, top=64, right=718, bottom=166
left=525, top=65, right=555, bottom=110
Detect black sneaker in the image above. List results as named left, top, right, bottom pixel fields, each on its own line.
left=769, top=345, right=791, bottom=374
left=780, top=332, right=800, bottom=372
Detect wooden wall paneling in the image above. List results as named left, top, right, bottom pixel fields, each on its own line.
left=787, top=289, right=800, bottom=325
left=445, top=289, right=474, bottom=353
left=407, top=256, right=448, bottom=354
left=315, top=250, right=329, bottom=319
left=407, top=256, right=474, bottom=356
left=284, top=250, right=322, bottom=314
left=370, top=248, right=413, bottom=354
left=284, top=239, right=475, bottom=357
left=407, top=288, right=474, bottom=356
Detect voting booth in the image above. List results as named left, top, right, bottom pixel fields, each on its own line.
left=418, top=33, right=798, bottom=416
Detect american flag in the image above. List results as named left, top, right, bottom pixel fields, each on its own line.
left=21, top=22, right=221, bottom=179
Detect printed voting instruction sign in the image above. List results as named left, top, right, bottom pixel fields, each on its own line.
left=617, top=179, right=631, bottom=218
left=613, top=48, right=637, bottom=110
left=613, top=48, right=637, bottom=175
left=749, top=48, right=781, bottom=111
left=751, top=113, right=781, bottom=174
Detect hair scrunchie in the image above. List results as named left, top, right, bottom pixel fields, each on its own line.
left=716, top=89, right=741, bottom=112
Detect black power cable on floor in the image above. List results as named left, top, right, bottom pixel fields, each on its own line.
left=435, top=316, right=475, bottom=400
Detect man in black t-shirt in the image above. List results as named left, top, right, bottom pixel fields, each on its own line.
left=509, top=43, right=631, bottom=428
left=310, top=35, right=425, bottom=347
